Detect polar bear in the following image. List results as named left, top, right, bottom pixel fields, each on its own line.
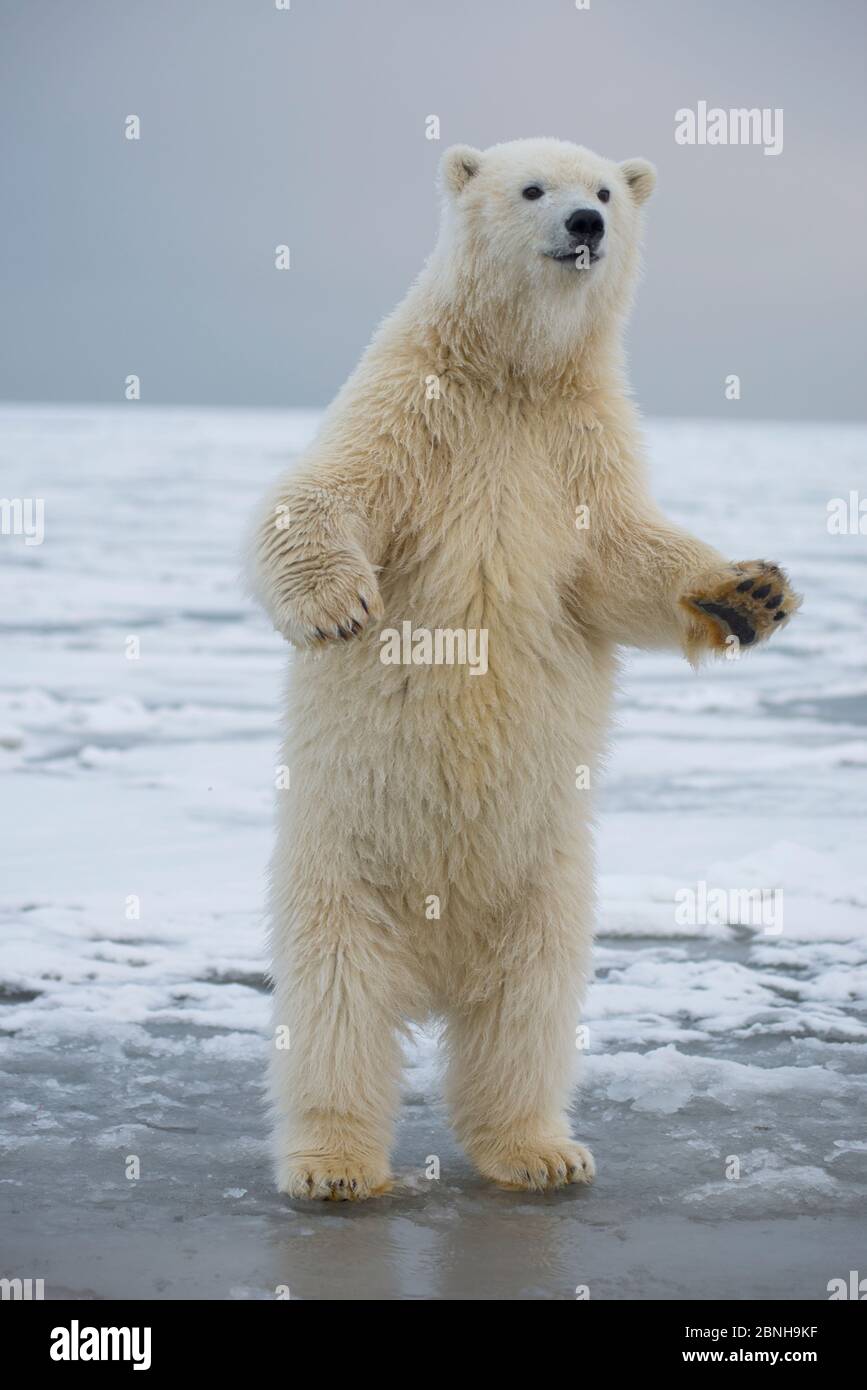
left=251, top=138, right=799, bottom=1199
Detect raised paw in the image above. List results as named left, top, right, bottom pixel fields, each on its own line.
left=310, top=590, right=376, bottom=646
left=473, top=1135, right=596, bottom=1193
left=277, top=1153, right=392, bottom=1202
left=277, top=555, right=383, bottom=649
left=681, top=559, right=800, bottom=652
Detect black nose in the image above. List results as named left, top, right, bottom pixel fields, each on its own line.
left=565, top=208, right=605, bottom=245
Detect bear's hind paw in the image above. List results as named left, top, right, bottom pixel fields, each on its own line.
left=277, top=1153, right=392, bottom=1202
left=474, top=1136, right=596, bottom=1192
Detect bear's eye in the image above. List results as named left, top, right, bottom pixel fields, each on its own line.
left=522, top=185, right=544, bottom=201
left=598, top=188, right=611, bottom=203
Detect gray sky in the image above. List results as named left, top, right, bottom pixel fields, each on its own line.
left=1, top=0, right=865, bottom=419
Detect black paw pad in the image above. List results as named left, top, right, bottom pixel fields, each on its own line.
left=773, top=610, right=786, bottom=621
left=735, top=578, right=755, bottom=592
left=752, top=583, right=772, bottom=600
left=695, top=600, right=757, bottom=645
left=765, top=593, right=783, bottom=609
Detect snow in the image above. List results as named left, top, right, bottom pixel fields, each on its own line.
left=1, top=404, right=865, bottom=1300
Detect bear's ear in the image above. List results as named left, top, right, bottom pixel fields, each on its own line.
left=440, top=145, right=483, bottom=197
left=620, top=158, right=657, bottom=205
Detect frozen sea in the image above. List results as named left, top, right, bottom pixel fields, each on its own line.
left=0, top=403, right=865, bottom=1301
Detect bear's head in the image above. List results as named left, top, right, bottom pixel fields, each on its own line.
left=429, top=138, right=655, bottom=372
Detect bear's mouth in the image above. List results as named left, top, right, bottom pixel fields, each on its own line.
left=545, top=249, right=603, bottom=267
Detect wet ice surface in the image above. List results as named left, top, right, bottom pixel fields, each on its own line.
left=1, top=404, right=865, bottom=1300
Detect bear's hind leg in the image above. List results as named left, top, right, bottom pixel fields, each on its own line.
left=445, top=889, right=594, bottom=1192
left=269, top=882, right=405, bottom=1200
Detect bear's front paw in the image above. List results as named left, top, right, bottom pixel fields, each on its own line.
left=681, top=560, right=800, bottom=653
left=274, top=552, right=383, bottom=649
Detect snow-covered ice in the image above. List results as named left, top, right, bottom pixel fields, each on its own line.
left=1, top=404, right=865, bottom=1300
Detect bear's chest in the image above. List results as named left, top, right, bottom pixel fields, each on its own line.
left=387, top=421, right=582, bottom=625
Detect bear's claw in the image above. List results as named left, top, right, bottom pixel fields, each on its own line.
left=278, top=1155, right=392, bottom=1201
left=311, top=593, right=376, bottom=645
left=473, top=1136, right=596, bottom=1192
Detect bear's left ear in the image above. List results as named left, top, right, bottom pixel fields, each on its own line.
left=439, top=145, right=483, bottom=198
left=620, top=158, right=657, bottom=205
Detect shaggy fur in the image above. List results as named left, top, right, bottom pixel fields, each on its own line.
left=249, top=138, right=800, bottom=1199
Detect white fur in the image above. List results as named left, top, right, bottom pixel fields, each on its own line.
left=249, top=138, right=798, bottom=1199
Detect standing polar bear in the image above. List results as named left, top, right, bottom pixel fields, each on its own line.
left=251, top=138, right=799, bottom=1199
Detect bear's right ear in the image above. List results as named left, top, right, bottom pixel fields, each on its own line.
left=439, top=145, right=483, bottom=197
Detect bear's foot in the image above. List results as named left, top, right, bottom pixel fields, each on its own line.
left=471, top=1134, right=596, bottom=1192
left=682, top=559, right=800, bottom=652
left=277, top=1151, right=392, bottom=1201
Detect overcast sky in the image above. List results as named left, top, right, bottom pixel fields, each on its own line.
left=1, top=0, right=865, bottom=420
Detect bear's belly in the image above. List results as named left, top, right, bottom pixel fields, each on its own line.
left=283, top=545, right=615, bottom=897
